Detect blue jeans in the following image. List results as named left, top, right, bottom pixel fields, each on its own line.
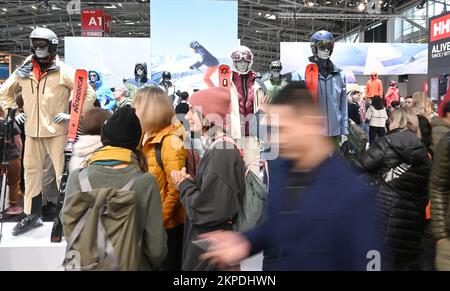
left=362, top=122, right=370, bottom=143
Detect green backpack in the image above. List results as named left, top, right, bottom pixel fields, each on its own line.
left=210, top=136, right=269, bottom=233
left=62, top=169, right=142, bottom=271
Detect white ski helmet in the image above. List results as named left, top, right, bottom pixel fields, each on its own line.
left=30, top=27, right=58, bottom=56
left=230, top=46, right=254, bottom=75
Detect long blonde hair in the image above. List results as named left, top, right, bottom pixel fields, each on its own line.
left=132, top=86, right=175, bottom=134
left=412, top=91, right=434, bottom=120
left=389, top=107, right=421, bottom=138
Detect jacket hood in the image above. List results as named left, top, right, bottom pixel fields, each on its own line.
left=146, top=122, right=185, bottom=145
left=134, top=62, right=148, bottom=82
left=88, top=70, right=103, bottom=90
left=431, top=116, right=450, bottom=129
left=73, top=135, right=103, bottom=157
left=386, top=129, right=429, bottom=165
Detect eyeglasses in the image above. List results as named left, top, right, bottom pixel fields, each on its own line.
left=316, top=40, right=334, bottom=51
left=231, top=51, right=252, bottom=62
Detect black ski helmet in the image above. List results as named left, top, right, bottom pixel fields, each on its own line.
left=30, top=27, right=58, bottom=56
left=270, top=60, right=282, bottom=71
left=162, top=71, right=171, bottom=80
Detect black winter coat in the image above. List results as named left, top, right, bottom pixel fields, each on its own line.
left=355, top=128, right=432, bottom=262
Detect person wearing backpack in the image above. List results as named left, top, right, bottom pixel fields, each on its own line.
left=170, top=87, right=246, bottom=271
left=198, top=82, right=381, bottom=271
left=133, top=87, right=186, bottom=271
left=68, top=108, right=111, bottom=172
left=63, top=107, right=167, bottom=271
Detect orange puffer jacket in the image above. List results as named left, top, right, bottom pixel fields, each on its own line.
left=141, top=123, right=186, bottom=229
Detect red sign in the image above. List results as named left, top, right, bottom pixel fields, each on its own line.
left=430, top=13, right=450, bottom=42
left=81, top=10, right=112, bottom=37
left=104, top=13, right=112, bottom=35
left=81, top=31, right=104, bottom=37
left=81, top=10, right=104, bottom=31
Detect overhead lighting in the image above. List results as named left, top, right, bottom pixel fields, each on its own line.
left=118, top=3, right=122, bottom=7
left=265, top=14, right=276, bottom=20
left=104, top=5, right=117, bottom=9
left=51, top=5, right=61, bottom=10
left=358, top=3, right=366, bottom=10
left=379, top=0, right=383, bottom=4
left=77, top=23, right=81, bottom=26
left=31, top=5, right=37, bottom=9
left=42, top=25, right=47, bottom=27
left=125, top=22, right=135, bottom=25
left=2, top=8, right=7, bottom=12
left=258, top=12, right=262, bottom=16
left=308, top=1, right=314, bottom=7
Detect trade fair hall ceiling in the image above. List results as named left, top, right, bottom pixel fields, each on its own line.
left=0, top=0, right=418, bottom=71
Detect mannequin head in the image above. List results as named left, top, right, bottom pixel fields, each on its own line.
left=231, top=46, right=254, bottom=75
left=371, top=72, right=378, bottom=81
left=310, top=30, right=335, bottom=60
left=269, top=60, right=282, bottom=81
left=30, top=27, right=58, bottom=64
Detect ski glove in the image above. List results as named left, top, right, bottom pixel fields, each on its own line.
left=54, top=113, right=70, bottom=123
left=15, top=113, right=27, bottom=124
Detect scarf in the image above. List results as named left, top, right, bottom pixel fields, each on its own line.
left=88, top=146, right=138, bottom=167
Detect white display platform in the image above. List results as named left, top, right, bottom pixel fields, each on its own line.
left=0, top=222, right=66, bottom=271
left=0, top=221, right=263, bottom=271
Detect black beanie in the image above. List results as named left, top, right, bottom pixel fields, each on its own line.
left=101, top=106, right=142, bottom=150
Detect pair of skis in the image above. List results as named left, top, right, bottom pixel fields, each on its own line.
left=50, top=69, right=88, bottom=243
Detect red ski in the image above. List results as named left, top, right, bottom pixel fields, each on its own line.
left=219, top=64, right=231, bottom=90
left=305, top=63, right=319, bottom=110
left=51, top=69, right=88, bottom=243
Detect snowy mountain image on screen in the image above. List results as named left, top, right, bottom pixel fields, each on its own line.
left=151, top=54, right=229, bottom=91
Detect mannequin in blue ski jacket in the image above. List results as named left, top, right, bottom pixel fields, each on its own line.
left=291, top=30, right=348, bottom=146
left=88, top=70, right=115, bottom=111
left=125, top=62, right=156, bottom=100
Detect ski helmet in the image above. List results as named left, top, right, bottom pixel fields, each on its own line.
left=270, top=60, right=282, bottom=71
left=162, top=71, right=171, bottom=80
left=389, top=80, right=397, bottom=86
left=230, top=46, right=254, bottom=74
left=30, top=27, right=58, bottom=57
left=310, top=30, right=334, bottom=57
left=189, top=41, right=201, bottom=50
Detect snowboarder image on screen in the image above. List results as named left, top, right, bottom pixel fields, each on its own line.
left=292, top=30, right=348, bottom=147
left=188, top=41, right=219, bottom=88
left=0, top=27, right=96, bottom=236
left=88, top=70, right=115, bottom=112
left=125, top=62, right=156, bottom=100
left=263, top=60, right=289, bottom=100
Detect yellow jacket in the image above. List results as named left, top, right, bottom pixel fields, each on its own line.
left=0, top=56, right=96, bottom=138
left=141, top=124, right=186, bottom=229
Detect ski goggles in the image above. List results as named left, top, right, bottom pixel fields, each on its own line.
left=31, top=39, right=49, bottom=49
left=271, top=66, right=282, bottom=72
left=316, top=40, right=334, bottom=51
left=231, top=51, right=253, bottom=62
left=89, top=72, right=99, bottom=81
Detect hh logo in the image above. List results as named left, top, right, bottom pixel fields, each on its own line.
left=431, top=13, right=450, bottom=42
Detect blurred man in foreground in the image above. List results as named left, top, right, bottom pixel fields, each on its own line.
left=200, top=82, right=382, bottom=271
